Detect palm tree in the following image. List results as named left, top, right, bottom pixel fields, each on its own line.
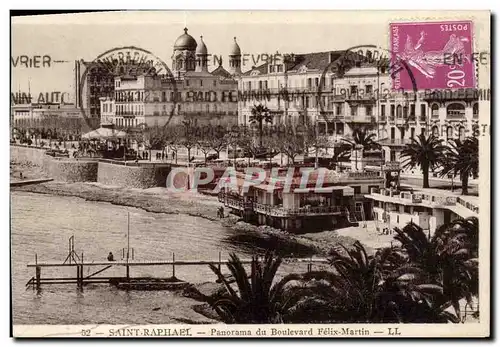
left=249, top=104, right=272, bottom=148
left=400, top=134, right=447, bottom=188
left=392, top=220, right=479, bottom=318
left=342, top=128, right=380, bottom=151
left=295, top=241, right=456, bottom=323
left=440, top=137, right=479, bottom=195
left=207, top=252, right=302, bottom=324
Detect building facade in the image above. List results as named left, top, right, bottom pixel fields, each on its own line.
left=12, top=102, right=85, bottom=138
left=238, top=50, right=483, bottom=160
left=100, top=28, right=239, bottom=129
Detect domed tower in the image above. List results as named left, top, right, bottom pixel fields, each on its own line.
left=228, top=37, right=242, bottom=75
left=171, top=28, right=198, bottom=77
left=195, top=36, right=209, bottom=73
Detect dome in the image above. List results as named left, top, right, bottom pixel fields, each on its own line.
left=196, top=36, right=208, bottom=54
left=229, top=37, right=241, bottom=56
left=174, top=28, right=197, bottom=51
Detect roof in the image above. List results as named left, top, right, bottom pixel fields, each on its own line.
left=242, top=50, right=387, bottom=76
left=174, top=28, right=197, bottom=51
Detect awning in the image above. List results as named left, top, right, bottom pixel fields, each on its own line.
left=82, top=127, right=127, bottom=140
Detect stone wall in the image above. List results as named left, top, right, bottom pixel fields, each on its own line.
left=11, top=145, right=176, bottom=188
left=46, top=158, right=98, bottom=183
left=10, top=145, right=46, bottom=167
left=97, top=162, right=172, bottom=189
left=11, top=145, right=98, bottom=183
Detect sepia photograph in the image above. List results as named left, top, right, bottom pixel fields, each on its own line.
left=9, top=9, right=490, bottom=338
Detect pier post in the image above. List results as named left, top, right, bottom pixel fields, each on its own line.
left=35, top=266, right=41, bottom=290
left=218, top=251, right=221, bottom=273
left=126, top=265, right=130, bottom=281
left=172, top=253, right=176, bottom=278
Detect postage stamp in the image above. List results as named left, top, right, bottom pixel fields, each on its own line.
left=390, top=20, right=476, bottom=90
left=10, top=10, right=490, bottom=339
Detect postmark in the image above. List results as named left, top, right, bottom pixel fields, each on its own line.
left=78, top=46, right=177, bottom=132
left=390, top=20, right=475, bottom=90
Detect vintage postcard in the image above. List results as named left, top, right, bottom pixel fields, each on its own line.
left=10, top=10, right=490, bottom=338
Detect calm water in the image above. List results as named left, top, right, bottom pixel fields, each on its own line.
left=11, top=191, right=315, bottom=324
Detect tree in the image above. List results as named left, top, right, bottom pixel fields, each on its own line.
left=207, top=129, right=228, bottom=160
left=440, top=137, right=479, bottom=195
left=274, top=128, right=305, bottom=166
left=400, top=134, right=447, bottom=188
left=181, top=120, right=199, bottom=163
left=304, top=124, right=331, bottom=169
left=392, top=220, right=479, bottom=318
left=249, top=104, right=272, bottom=148
left=208, top=252, right=302, bottom=324
left=342, top=127, right=380, bottom=151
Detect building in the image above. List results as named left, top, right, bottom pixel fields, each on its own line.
left=218, top=154, right=384, bottom=232
left=12, top=102, right=85, bottom=138
left=102, top=28, right=239, bottom=129
left=366, top=186, right=479, bottom=236
left=74, top=60, right=115, bottom=129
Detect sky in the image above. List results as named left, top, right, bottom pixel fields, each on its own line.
left=11, top=10, right=487, bottom=103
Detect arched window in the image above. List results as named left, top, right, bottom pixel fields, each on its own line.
left=431, top=103, right=439, bottom=117
left=447, top=103, right=465, bottom=118
left=403, top=106, right=408, bottom=119
left=459, top=126, right=466, bottom=141
left=447, top=126, right=453, bottom=140
left=396, top=105, right=402, bottom=118
left=432, top=126, right=439, bottom=137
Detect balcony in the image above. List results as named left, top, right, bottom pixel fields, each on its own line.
left=447, top=110, right=466, bottom=119
left=345, top=115, right=374, bottom=123
left=219, top=194, right=344, bottom=217
left=456, top=197, right=479, bottom=214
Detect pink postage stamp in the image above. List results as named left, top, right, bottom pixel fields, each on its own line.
left=390, top=20, right=475, bottom=90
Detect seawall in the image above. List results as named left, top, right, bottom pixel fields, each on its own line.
left=10, top=145, right=174, bottom=188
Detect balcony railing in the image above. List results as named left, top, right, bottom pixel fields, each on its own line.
left=447, top=110, right=466, bottom=118
left=456, top=197, right=479, bottom=214
left=219, top=194, right=344, bottom=217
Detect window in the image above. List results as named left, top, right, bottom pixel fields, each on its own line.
left=421, top=127, right=426, bottom=136
left=459, top=127, right=466, bottom=141
left=401, top=128, right=405, bottom=139
left=396, top=105, right=402, bottom=118
left=162, top=92, right=166, bottom=102
left=390, top=127, right=395, bottom=139
left=350, top=85, right=358, bottom=95
left=247, top=81, right=251, bottom=90
left=353, top=186, right=361, bottom=195
left=410, top=104, right=415, bottom=116
left=473, top=103, right=479, bottom=117
left=200, top=80, right=203, bottom=87
left=420, top=104, right=426, bottom=120
left=411, top=127, right=415, bottom=139
left=213, top=80, right=217, bottom=87
left=186, top=80, right=190, bottom=86
left=264, top=81, right=268, bottom=89
left=351, top=105, right=358, bottom=116
left=315, top=78, right=319, bottom=87
left=390, top=104, right=395, bottom=119
left=336, top=104, right=342, bottom=115
left=269, top=65, right=274, bottom=73
left=366, top=105, right=373, bottom=116
left=431, top=103, right=439, bottom=117
left=432, top=126, right=439, bottom=137
left=447, top=103, right=465, bottom=118
left=259, top=81, right=263, bottom=90
left=447, top=126, right=453, bottom=140
left=404, top=206, right=411, bottom=214
left=381, top=104, right=386, bottom=117
left=305, top=97, right=310, bottom=108
left=307, top=78, right=312, bottom=88
left=366, top=85, right=373, bottom=94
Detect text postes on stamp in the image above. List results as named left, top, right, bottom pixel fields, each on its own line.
left=390, top=21, right=475, bottom=90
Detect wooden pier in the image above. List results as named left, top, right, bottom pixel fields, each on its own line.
left=26, top=235, right=329, bottom=291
